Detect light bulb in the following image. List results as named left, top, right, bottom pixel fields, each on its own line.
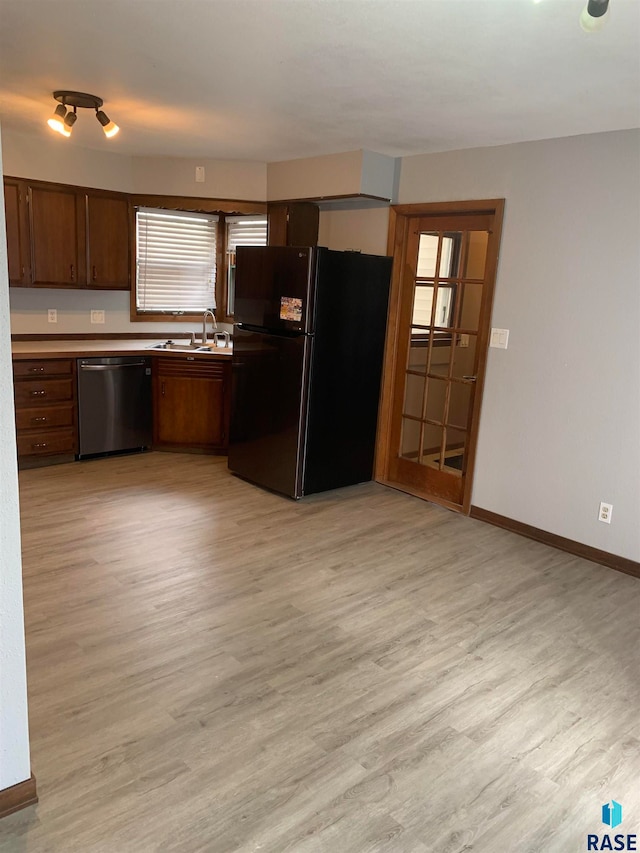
left=96, top=110, right=119, bottom=138
left=47, top=104, right=68, bottom=135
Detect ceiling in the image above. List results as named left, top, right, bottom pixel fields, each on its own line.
left=0, top=0, right=638, bottom=162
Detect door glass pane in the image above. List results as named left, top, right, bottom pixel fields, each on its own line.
left=421, top=425, right=443, bottom=468
left=432, top=286, right=456, bottom=329
left=447, top=381, right=473, bottom=431
left=412, top=283, right=455, bottom=337
left=400, top=417, right=421, bottom=458
left=428, top=344, right=451, bottom=378
left=403, top=372, right=426, bottom=418
left=460, top=231, right=489, bottom=280
left=407, top=343, right=428, bottom=375
left=441, top=426, right=467, bottom=474
left=417, top=233, right=456, bottom=278
left=457, top=282, right=483, bottom=331
left=451, top=333, right=477, bottom=381
left=425, top=377, right=447, bottom=425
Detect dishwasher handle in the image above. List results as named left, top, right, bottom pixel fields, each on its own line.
left=79, top=362, right=148, bottom=371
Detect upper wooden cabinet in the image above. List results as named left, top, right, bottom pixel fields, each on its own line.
left=3, top=178, right=31, bottom=285
left=3, top=177, right=130, bottom=290
left=267, top=202, right=319, bottom=247
left=29, top=184, right=86, bottom=287
left=86, top=193, right=130, bottom=289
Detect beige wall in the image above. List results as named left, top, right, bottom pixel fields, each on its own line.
left=131, top=156, right=266, bottom=199
left=318, top=206, right=389, bottom=255
left=267, top=149, right=397, bottom=202
left=1, top=127, right=134, bottom=191
left=1, top=128, right=261, bottom=335
left=398, top=130, right=640, bottom=561
left=268, top=150, right=364, bottom=200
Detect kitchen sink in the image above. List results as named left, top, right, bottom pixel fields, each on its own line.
left=147, top=342, right=213, bottom=352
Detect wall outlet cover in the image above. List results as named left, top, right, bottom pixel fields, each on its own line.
left=90, top=310, right=106, bottom=324
left=490, top=328, right=509, bottom=349
left=47, top=309, right=57, bottom=323
left=598, top=502, right=613, bottom=524
left=195, top=166, right=205, bottom=183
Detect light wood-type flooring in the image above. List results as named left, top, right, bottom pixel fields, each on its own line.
left=1, top=452, right=639, bottom=852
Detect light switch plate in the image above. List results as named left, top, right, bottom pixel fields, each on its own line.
left=490, top=328, right=509, bottom=349
left=90, top=310, right=105, bottom=324
left=195, top=166, right=205, bottom=183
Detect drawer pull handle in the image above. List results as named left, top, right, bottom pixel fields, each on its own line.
left=28, top=367, right=45, bottom=373
left=30, top=390, right=46, bottom=397
left=70, top=264, right=75, bottom=281
left=92, top=265, right=97, bottom=281
left=32, top=417, right=48, bottom=424
left=32, top=443, right=48, bottom=449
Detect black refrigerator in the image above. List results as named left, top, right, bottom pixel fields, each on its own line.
left=228, top=246, right=392, bottom=499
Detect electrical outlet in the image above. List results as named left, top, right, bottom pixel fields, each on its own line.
left=598, top=502, right=613, bottom=524
left=90, top=310, right=105, bottom=324
left=47, top=309, right=57, bottom=324
left=458, top=334, right=469, bottom=348
left=195, top=166, right=205, bottom=183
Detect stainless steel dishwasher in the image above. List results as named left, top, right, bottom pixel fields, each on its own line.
left=77, top=356, right=152, bottom=457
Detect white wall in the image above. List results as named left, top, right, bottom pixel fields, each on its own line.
left=0, top=126, right=31, bottom=792
left=399, top=130, right=640, bottom=561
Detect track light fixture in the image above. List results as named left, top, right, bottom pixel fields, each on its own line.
left=580, top=0, right=610, bottom=31
left=47, top=91, right=119, bottom=139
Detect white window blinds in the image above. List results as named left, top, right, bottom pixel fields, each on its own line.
left=136, top=208, right=218, bottom=313
left=226, top=215, right=267, bottom=255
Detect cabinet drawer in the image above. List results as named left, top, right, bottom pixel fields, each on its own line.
left=13, top=359, right=73, bottom=378
left=17, top=428, right=75, bottom=457
left=14, top=378, right=74, bottom=408
left=15, top=404, right=74, bottom=432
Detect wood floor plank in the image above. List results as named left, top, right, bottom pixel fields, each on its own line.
left=0, top=451, right=638, bottom=852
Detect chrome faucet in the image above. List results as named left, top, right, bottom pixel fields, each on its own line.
left=202, top=309, right=217, bottom=344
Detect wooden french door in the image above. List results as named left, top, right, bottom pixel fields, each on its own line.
left=377, top=200, right=504, bottom=513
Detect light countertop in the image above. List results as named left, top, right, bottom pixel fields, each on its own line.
left=11, top=339, right=233, bottom=360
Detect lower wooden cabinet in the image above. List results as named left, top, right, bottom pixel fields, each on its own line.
left=153, top=357, right=230, bottom=453
left=13, top=359, right=77, bottom=465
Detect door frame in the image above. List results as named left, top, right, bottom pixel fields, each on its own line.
left=375, top=199, right=505, bottom=514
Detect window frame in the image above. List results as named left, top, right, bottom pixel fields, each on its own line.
left=128, top=194, right=266, bottom=323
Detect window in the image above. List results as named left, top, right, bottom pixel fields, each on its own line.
left=135, top=208, right=218, bottom=315
left=224, top=215, right=268, bottom=316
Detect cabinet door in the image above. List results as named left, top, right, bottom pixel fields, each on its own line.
left=156, top=375, right=225, bottom=447
left=29, top=185, right=84, bottom=286
left=3, top=178, right=31, bottom=285
left=153, top=358, right=228, bottom=451
left=86, top=194, right=130, bottom=289
left=267, top=202, right=319, bottom=247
